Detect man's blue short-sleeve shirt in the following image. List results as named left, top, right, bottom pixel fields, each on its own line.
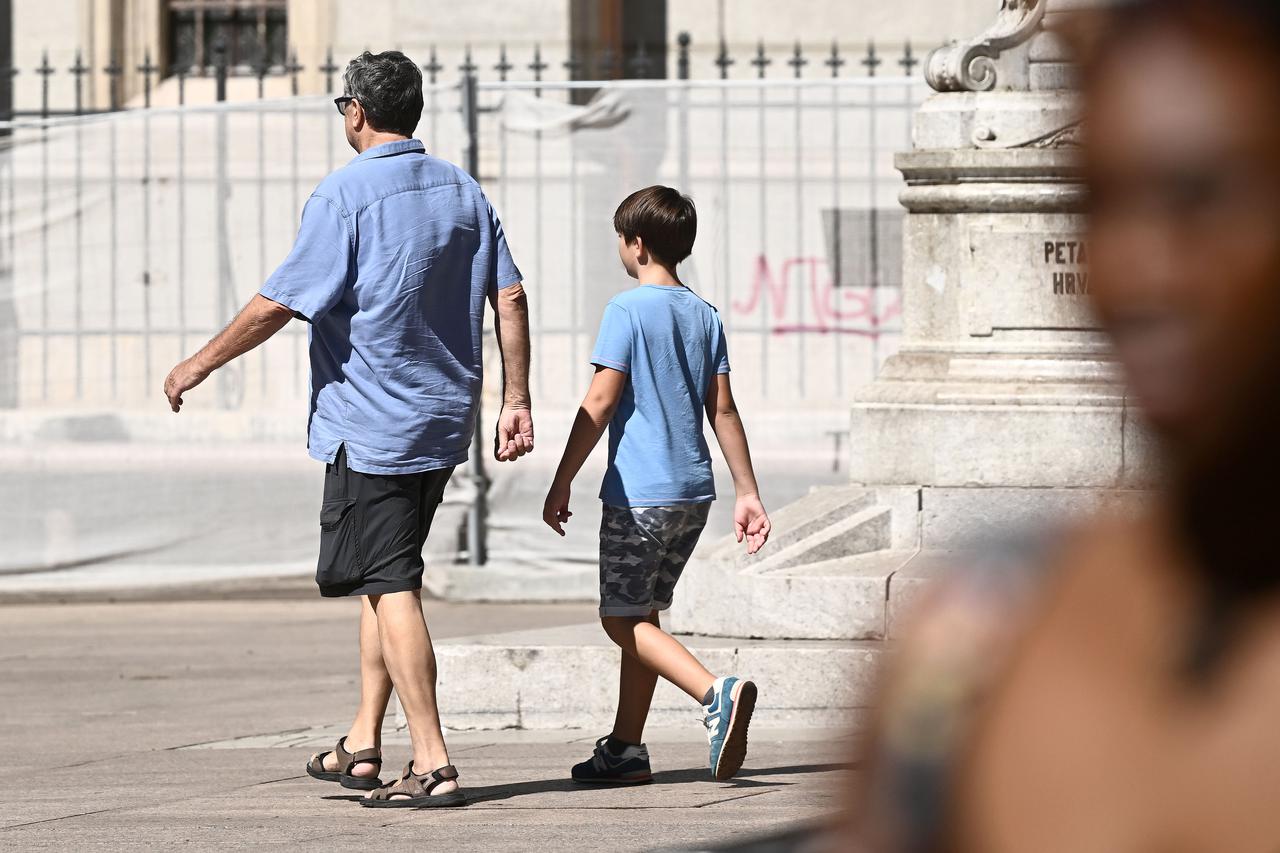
left=260, top=139, right=522, bottom=474
left=590, top=284, right=730, bottom=507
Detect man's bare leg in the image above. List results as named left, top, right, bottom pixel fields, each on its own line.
left=367, top=590, right=458, bottom=795
left=602, top=611, right=716, bottom=706
left=609, top=611, right=661, bottom=744
left=321, top=595, right=391, bottom=780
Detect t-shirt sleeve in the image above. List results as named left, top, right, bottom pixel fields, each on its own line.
left=488, top=200, right=523, bottom=295
left=259, top=195, right=352, bottom=323
left=590, top=302, right=633, bottom=373
left=713, top=315, right=731, bottom=374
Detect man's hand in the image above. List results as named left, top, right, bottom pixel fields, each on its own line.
left=495, top=406, right=534, bottom=462
left=542, top=481, right=572, bottom=536
left=163, top=357, right=210, bottom=413
left=734, top=493, right=771, bottom=555
left=161, top=295, right=293, bottom=413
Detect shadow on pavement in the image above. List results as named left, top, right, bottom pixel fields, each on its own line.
left=314, top=763, right=852, bottom=806
left=464, top=762, right=852, bottom=804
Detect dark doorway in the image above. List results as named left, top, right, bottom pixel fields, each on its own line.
left=569, top=0, right=668, bottom=84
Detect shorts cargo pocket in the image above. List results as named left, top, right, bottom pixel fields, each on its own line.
left=316, top=498, right=362, bottom=588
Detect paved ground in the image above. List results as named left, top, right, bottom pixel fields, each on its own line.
left=0, top=589, right=850, bottom=851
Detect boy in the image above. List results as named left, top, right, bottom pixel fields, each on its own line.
left=543, top=185, right=771, bottom=783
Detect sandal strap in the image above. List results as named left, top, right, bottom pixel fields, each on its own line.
left=370, top=762, right=458, bottom=800
left=344, top=746, right=382, bottom=772
left=425, top=764, right=458, bottom=794
left=307, top=750, right=334, bottom=773
left=306, top=738, right=352, bottom=774
left=333, top=737, right=353, bottom=768
left=330, top=737, right=381, bottom=774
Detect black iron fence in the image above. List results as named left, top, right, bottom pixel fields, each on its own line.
left=0, top=34, right=928, bottom=116
left=0, top=41, right=930, bottom=413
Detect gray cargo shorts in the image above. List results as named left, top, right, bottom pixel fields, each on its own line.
left=598, top=502, right=712, bottom=617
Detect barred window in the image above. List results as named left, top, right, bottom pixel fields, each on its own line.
left=168, top=0, right=288, bottom=74
left=822, top=209, right=904, bottom=290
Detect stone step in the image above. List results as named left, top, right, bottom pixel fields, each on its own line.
left=750, top=502, right=893, bottom=572
left=412, top=623, right=884, bottom=732
left=704, top=485, right=877, bottom=566
left=664, top=491, right=911, bottom=641
left=669, top=548, right=931, bottom=640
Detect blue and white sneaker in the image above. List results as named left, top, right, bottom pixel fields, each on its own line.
left=703, top=676, right=757, bottom=781
left=571, top=736, right=653, bottom=785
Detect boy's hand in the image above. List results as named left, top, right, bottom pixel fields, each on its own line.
left=543, top=481, right=573, bottom=536
left=734, top=493, right=771, bottom=555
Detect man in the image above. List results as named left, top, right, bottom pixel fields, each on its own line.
left=163, top=50, right=533, bottom=808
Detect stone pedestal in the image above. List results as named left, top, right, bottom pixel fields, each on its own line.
left=670, top=0, right=1149, bottom=641
left=853, top=0, right=1153, bottom=539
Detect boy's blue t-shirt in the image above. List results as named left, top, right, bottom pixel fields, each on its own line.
left=590, top=284, right=731, bottom=507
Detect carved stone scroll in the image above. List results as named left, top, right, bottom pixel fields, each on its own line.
left=925, top=0, right=1047, bottom=92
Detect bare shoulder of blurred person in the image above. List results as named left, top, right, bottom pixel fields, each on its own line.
left=842, top=533, right=1067, bottom=852
left=840, top=516, right=1196, bottom=853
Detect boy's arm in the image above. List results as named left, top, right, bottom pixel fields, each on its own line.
left=543, top=366, right=627, bottom=535
left=705, top=373, right=771, bottom=554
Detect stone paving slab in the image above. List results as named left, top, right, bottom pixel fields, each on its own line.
left=0, top=596, right=854, bottom=851
left=2, top=734, right=851, bottom=851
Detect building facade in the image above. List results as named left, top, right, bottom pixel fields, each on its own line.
left=4, top=0, right=993, bottom=112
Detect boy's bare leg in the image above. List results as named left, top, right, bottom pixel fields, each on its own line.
left=602, top=612, right=716, bottom=707
left=610, top=611, right=662, bottom=743
left=321, top=595, right=390, bottom=780
left=368, top=590, right=459, bottom=795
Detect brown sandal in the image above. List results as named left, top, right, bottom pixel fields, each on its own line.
left=306, top=737, right=383, bottom=791
left=360, top=762, right=466, bottom=808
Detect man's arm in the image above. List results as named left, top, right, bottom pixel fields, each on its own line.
left=705, top=373, right=771, bottom=554
left=542, top=366, right=627, bottom=535
left=491, top=282, right=534, bottom=461
left=163, top=295, right=294, bottom=412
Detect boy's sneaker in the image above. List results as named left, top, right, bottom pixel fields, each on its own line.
left=571, top=736, right=653, bottom=785
left=703, top=676, right=757, bottom=781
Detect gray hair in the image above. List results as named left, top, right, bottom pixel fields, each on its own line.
left=342, top=51, right=424, bottom=137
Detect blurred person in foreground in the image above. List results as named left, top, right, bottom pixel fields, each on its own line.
left=824, top=1, right=1280, bottom=850
left=162, top=51, right=533, bottom=808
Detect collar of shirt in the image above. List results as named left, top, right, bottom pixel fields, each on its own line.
left=352, top=138, right=426, bottom=163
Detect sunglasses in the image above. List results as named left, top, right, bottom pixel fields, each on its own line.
left=334, top=96, right=355, bottom=116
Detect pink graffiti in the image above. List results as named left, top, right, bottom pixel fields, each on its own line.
left=732, top=255, right=901, bottom=337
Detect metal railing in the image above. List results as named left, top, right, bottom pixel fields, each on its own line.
left=0, top=33, right=929, bottom=404
left=0, top=33, right=928, bottom=116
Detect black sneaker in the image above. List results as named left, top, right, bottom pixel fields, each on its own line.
left=571, top=736, right=653, bottom=785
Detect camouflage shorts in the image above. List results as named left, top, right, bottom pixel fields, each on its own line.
left=599, top=502, right=711, bottom=617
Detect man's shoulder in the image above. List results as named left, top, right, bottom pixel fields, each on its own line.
left=314, top=154, right=479, bottom=213
left=311, top=169, right=359, bottom=214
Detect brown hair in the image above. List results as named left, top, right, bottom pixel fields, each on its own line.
left=613, top=186, right=697, bottom=267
